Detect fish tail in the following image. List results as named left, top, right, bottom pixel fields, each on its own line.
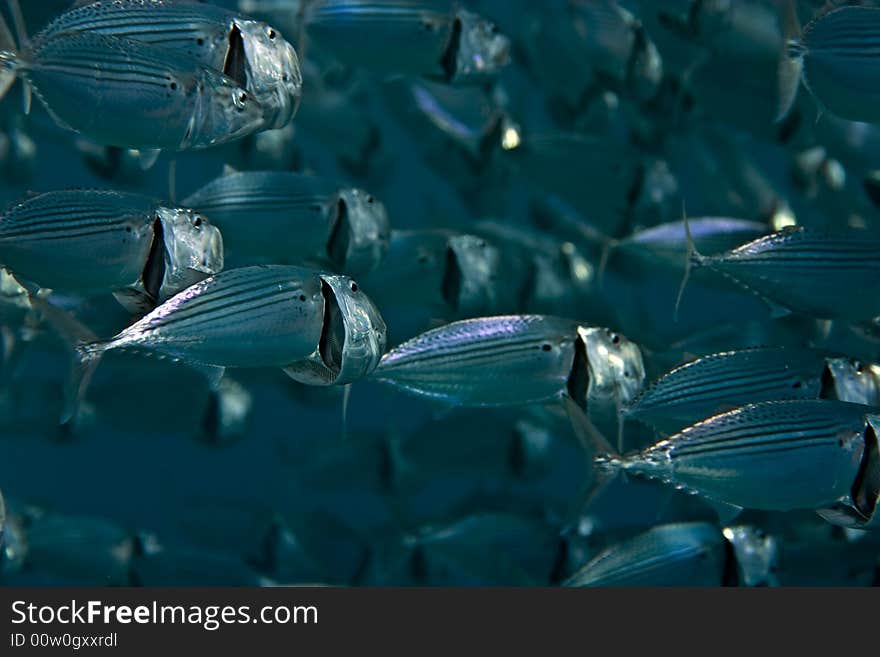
left=674, top=203, right=703, bottom=321
left=27, top=293, right=106, bottom=425
left=596, top=237, right=616, bottom=288
left=776, top=0, right=804, bottom=123
left=560, top=394, right=621, bottom=529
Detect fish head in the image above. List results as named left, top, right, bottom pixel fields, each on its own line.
left=284, top=274, right=387, bottom=386
left=823, top=357, right=880, bottom=406
left=326, top=189, right=391, bottom=275
left=442, top=235, right=501, bottom=316
left=188, top=75, right=266, bottom=149
left=722, top=525, right=780, bottom=587
left=578, top=327, right=645, bottom=408
left=817, top=413, right=880, bottom=530
left=235, top=19, right=303, bottom=129
left=154, top=207, right=225, bottom=302
left=447, top=10, right=510, bottom=83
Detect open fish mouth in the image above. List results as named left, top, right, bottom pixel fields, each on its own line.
left=283, top=274, right=386, bottom=386
left=326, top=189, right=390, bottom=274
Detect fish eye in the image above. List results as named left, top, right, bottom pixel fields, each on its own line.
left=855, top=360, right=865, bottom=373
left=268, top=28, right=276, bottom=40
left=239, top=92, right=248, bottom=103
left=299, top=294, right=306, bottom=302
left=610, top=333, right=621, bottom=345
left=367, top=195, right=374, bottom=204
left=350, top=282, right=358, bottom=292
left=541, top=343, right=552, bottom=352
left=193, top=216, right=203, bottom=228
left=197, top=38, right=205, bottom=46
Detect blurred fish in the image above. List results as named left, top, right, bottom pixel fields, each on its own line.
left=304, top=0, right=510, bottom=84
left=183, top=168, right=390, bottom=273
left=0, top=190, right=224, bottom=313
left=778, top=3, right=880, bottom=124
left=523, top=0, right=663, bottom=113
left=43, top=265, right=386, bottom=422
left=131, top=542, right=268, bottom=586
left=373, top=315, right=645, bottom=414
left=625, top=347, right=880, bottom=434
left=0, top=18, right=265, bottom=154
left=563, top=520, right=780, bottom=587
left=572, top=399, right=874, bottom=519
left=564, top=522, right=729, bottom=586
left=682, top=223, right=880, bottom=320
left=20, top=509, right=136, bottom=585
left=36, top=0, right=303, bottom=129
left=611, top=217, right=767, bottom=272
left=360, top=229, right=504, bottom=336
left=400, top=513, right=561, bottom=586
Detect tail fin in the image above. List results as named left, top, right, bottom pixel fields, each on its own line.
left=674, top=204, right=705, bottom=321
left=4, top=0, right=26, bottom=112
left=27, top=294, right=105, bottom=425
left=0, top=4, right=18, bottom=103
left=776, top=0, right=803, bottom=123
left=560, top=394, right=621, bottom=527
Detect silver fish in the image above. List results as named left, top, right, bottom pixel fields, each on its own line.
left=182, top=169, right=390, bottom=273
left=572, top=399, right=873, bottom=517
left=564, top=522, right=728, bottom=587
left=0, top=190, right=223, bottom=313
left=0, top=28, right=265, bottom=151
left=373, top=315, right=645, bottom=412
left=304, top=0, right=509, bottom=83
left=36, top=0, right=303, bottom=129
left=778, top=4, right=880, bottom=124
left=53, top=265, right=385, bottom=422
left=683, top=224, right=880, bottom=320
left=625, top=347, right=880, bottom=434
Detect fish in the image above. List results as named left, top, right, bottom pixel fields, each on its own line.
left=35, top=0, right=303, bottom=129
left=625, top=347, right=880, bottom=434
left=681, top=223, right=880, bottom=321
left=303, top=0, right=509, bottom=83
left=373, top=315, right=645, bottom=413
left=0, top=189, right=224, bottom=313
left=570, top=398, right=875, bottom=518
left=523, top=0, right=663, bottom=111
left=399, top=513, right=561, bottom=586
left=360, top=229, right=505, bottom=330
left=20, top=510, right=137, bottom=586
left=43, top=264, right=386, bottom=423
left=564, top=522, right=729, bottom=587
left=612, top=217, right=768, bottom=272
left=0, top=20, right=266, bottom=153
left=182, top=168, right=390, bottom=274
left=563, top=520, right=779, bottom=587
left=778, top=3, right=880, bottom=124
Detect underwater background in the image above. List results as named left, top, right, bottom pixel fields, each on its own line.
left=1, top=0, right=879, bottom=586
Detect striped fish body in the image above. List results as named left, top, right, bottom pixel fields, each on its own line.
left=305, top=0, right=454, bottom=78
left=698, top=226, right=880, bottom=320
left=0, top=190, right=159, bottom=293
left=625, top=347, right=829, bottom=435
left=374, top=315, right=583, bottom=406
left=99, top=265, right=327, bottom=368
left=625, top=400, right=868, bottom=512
left=183, top=171, right=390, bottom=273
left=617, top=217, right=767, bottom=271
left=18, top=31, right=264, bottom=151
left=798, top=7, right=880, bottom=124
left=35, top=0, right=302, bottom=129
left=564, top=523, right=727, bottom=587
